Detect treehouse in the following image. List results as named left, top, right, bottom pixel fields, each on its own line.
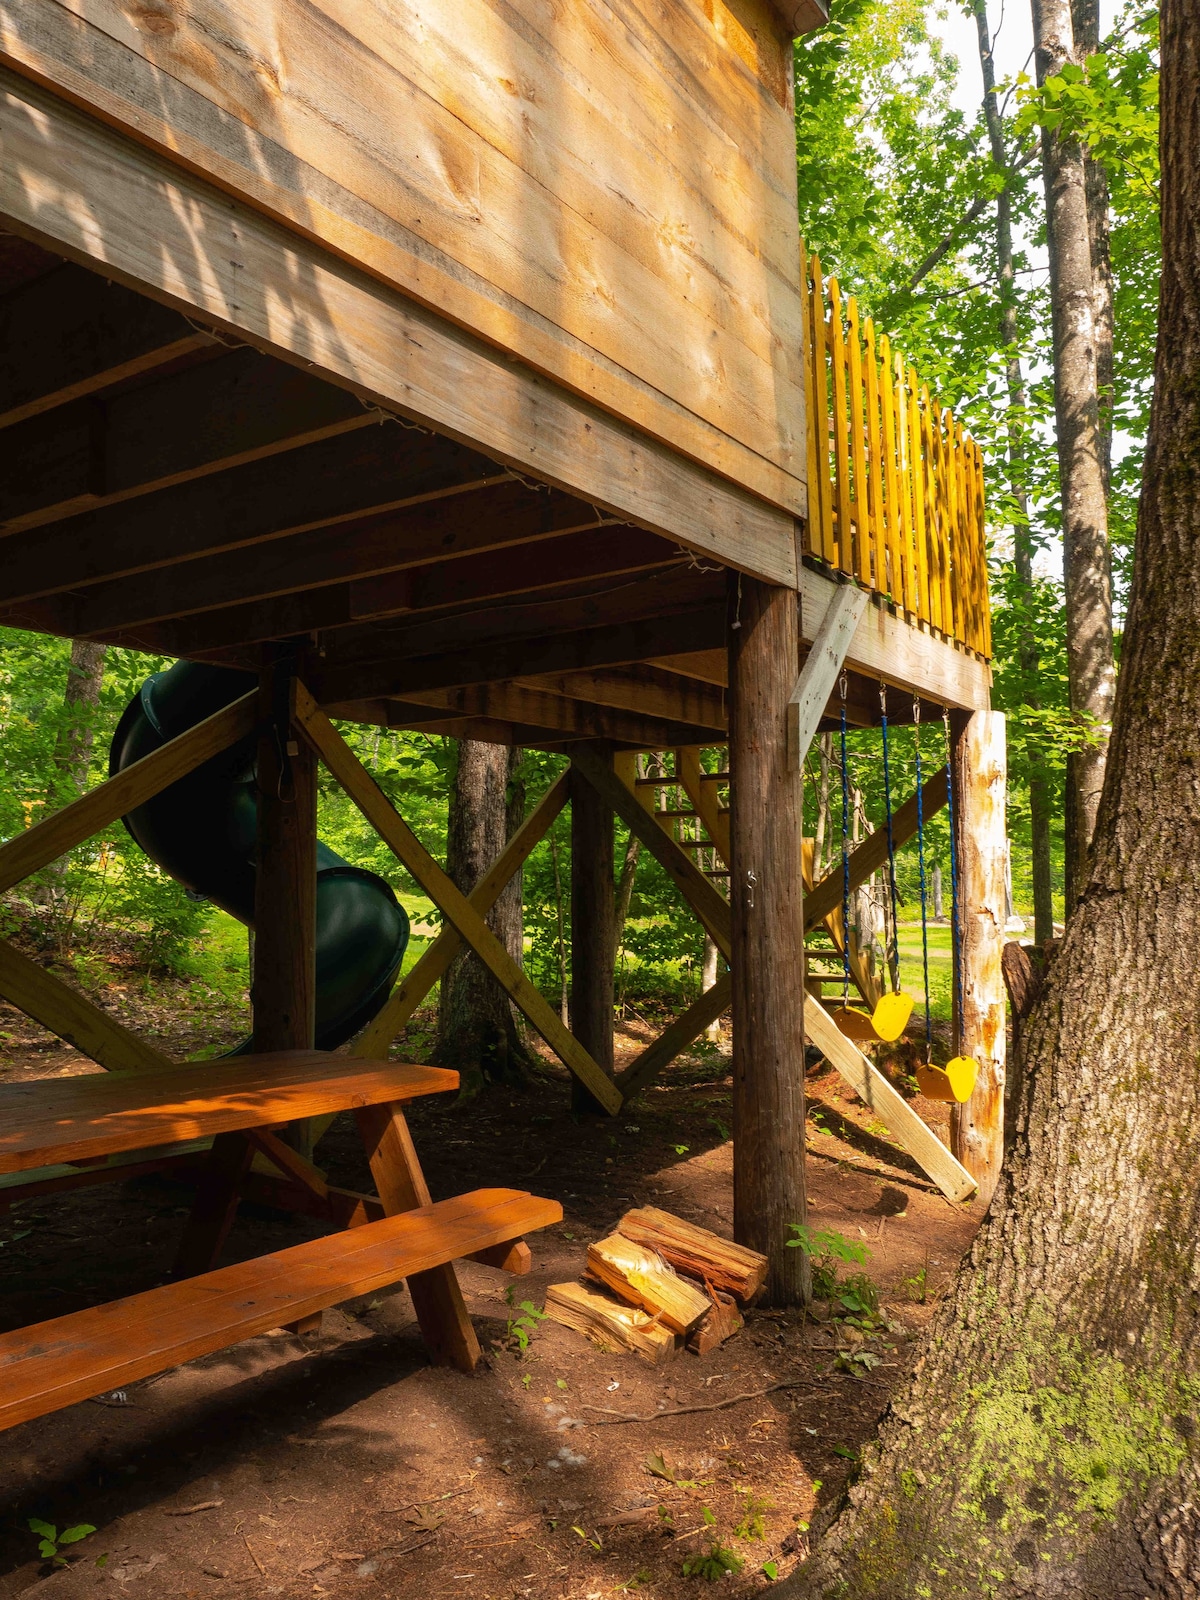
left=0, top=0, right=1006, bottom=1418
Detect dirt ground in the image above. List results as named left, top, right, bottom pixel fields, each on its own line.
left=0, top=1001, right=981, bottom=1600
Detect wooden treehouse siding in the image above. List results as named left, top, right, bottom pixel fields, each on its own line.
left=801, top=250, right=992, bottom=658
left=0, top=0, right=807, bottom=515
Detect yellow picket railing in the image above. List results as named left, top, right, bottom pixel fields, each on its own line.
left=801, top=247, right=992, bottom=658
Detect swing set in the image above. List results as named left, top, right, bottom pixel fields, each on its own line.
left=823, top=686, right=979, bottom=1105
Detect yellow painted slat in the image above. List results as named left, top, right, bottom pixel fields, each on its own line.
left=845, top=296, right=872, bottom=585
left=809, top=255, right=837, bottom=564
left=863, top=317, right=888, bottom=597
left=827, top=279, right=854, bottom=575
left=878, top=335, right=906, bottom=616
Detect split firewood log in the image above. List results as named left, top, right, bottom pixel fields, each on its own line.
left=544, top=1281, right=677, bottom=1364
left=585, top=1232, right=711, bottom=1336
left=686, top=1284, right=744, bottom=1355
left=616, top=1206, right=768, bottom=1304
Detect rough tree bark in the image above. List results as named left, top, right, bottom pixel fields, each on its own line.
left=779, top=5, right=1200, bottom=1588
left=973, top=0, right=1055, bottom=945
left=436, top=739, right=531, bottom=1091
left=1033, top=0, right=1116, bottom=912
left=41, top=640, right=107, bottom=907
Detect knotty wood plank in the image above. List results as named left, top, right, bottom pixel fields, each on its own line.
left=519, top=665, right=728, bottom=733
left=0, top=1054, right=457, bottom=1174
left=0, top=0, right=806, bottom=513
left=390, top=682, right=720, bottom=752
left=0, top=941, right=174, bottom=1077
left=294, top=687, right=622, bottom=1114
left=0, top=1188, right=561, bottom=1431
left=0, top=68, right=799, bottom=580
left=352, top=773, right=569, bottom=1057
left=0, top=693, right=256, bottom=894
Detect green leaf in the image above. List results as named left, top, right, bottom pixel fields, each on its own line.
left=28, top=1520, right=57, bottom=1542
left=58, top=1526, right=95, bottom=1547
left=763, top=1560, right=780, bottom=1579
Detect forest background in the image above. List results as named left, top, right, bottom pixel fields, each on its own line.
left=0, top=0, right=1160, bottom=1045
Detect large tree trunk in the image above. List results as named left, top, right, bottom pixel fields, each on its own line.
left=436, top=739, right=530, bottom=1091
left=973, top=0, right=1056, bottom=946
left=1033, top=0, right=1116, bottom=909
left=780, top=4, right=1200, bottom=1588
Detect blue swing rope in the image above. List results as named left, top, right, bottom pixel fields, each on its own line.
left=839, top=672, right=852, bottom=1006
left=880, top=683, right=902, bottom=997
left=944, top=706, right=966, bottom=1056
left=914, top=697, right=933, bottom=1061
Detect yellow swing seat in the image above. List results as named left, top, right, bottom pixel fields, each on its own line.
left=830, top=1005, right=878, bottom=1043
left=871, top=991, right=914, bottom=1042
left=916, top=1055, right=978, bottom=1104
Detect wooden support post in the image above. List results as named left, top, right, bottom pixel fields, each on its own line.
left=727, top=574, right=809, bottom=1305
left=354, top=1101, right=481, bottom=1371
left=172, top=1131, right=253, bottom=1280
left=950, top=711, right=1008, bottom=1203
left=254, top=664, right=318, bottom=1155
left=570, top=746, right=616, bottom=1114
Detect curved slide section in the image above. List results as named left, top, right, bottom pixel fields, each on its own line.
left=110, top=661, right=408, bottom=1052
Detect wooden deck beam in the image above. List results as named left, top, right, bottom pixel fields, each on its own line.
left=1, top=346, right=379, bottom=534
left=0, top=262, right=213, bottom=429
left=388, top=681, right=721, bottom=751
left=518, top=664, right=727, bottom=732
left=103, top=525, right=670, bottom=660
left=0, top=427, right=505, bottom=615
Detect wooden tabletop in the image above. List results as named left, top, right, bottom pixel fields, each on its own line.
left=0, top=1051, right=458, bottom=1174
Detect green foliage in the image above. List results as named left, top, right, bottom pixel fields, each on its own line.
left=787, top=1223, right=872, bottom=1299
left=29, top=1520, right=96, bottom=1566
left=503, top=1285, right=547, bottom=1355
left=682, top=1509, right=745, bottom=1579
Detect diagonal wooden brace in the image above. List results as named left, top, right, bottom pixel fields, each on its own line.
left=293, top=685, right=621, bottom=1114
left=615, top=971, right=732, bottom=1099
left=0, top=694, right=256, bottom=894
left=788, top=584, right=869, bottom=770
left=0, top=939, right=173, bottom=1074
left=804, top=766, right=947, bottom=930
left=353, top=771, right=569, bottom=1058
left=569, top=747, right=732, bottom=955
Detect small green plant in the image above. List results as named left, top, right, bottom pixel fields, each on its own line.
left=733, top=1491, right=772, bottom=1541
left=762, top=1560, right=780, bottom=1579
left=556, top=1377, right=569, bottom=1390
left=615, top=1569, right=653, bottom=1591
left=902, top=1264, right=928, bottom=1303
left=786, top=1224, right=871, bottom=1300
left=504, top=1285, right=547, bottom=1355
left=520, top=1371, right=532, bottom=1390
left=708, top=1116, right=730, bottom=1141
left=571, top=1525, right=603, bottom=1553
left=683, top=1510, right=745, bottom=1580
left=832, top=1444, right=857, bottom=1461
left=672, top=1143, right=690, bottom=1155
left=29, top=1520, right=96, bottom=1567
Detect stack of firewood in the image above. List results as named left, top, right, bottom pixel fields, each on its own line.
left=544, top=1206, right=768, bottom=1364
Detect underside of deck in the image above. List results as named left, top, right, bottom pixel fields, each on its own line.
left=0, top=246, right=987, bottom=750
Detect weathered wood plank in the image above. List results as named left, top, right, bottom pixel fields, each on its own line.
left=0, top=0, right=805, bottom=512
left=787, top=583, right=868, bottom=769
left=390, top=682, right=721, bottom=752
left=0, top=67, right=800, bottom=578
left=1, top=346, right=375, bottom=534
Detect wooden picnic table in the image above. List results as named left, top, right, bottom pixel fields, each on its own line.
left=0, top=1051, right=560, bottom=1431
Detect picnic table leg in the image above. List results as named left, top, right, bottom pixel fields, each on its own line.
left=172, top=1131, right=253, bottom=1279
left=355, top=1101, right=481, bottom=1372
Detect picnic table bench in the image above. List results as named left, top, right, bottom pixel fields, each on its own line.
left=0, top=1051, right=561, bottom=1431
